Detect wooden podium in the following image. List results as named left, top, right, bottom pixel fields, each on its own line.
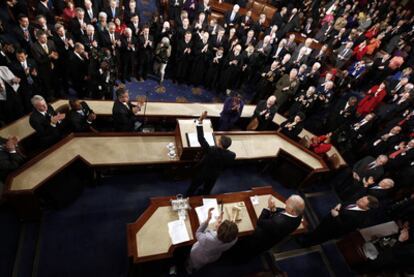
left=175, top=119, right=214, bottom=161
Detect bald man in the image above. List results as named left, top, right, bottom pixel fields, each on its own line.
left=237, top=194, right=305, bottom=259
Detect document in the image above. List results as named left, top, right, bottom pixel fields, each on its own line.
left=168, top=219, right=190, bottom=245
left=195, top=198, right=219, bottom=224
left=186, top=132, right=215, bottom=147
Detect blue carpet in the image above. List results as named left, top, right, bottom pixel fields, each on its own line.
left=321, top=243, right=356, bottom=277
left=136, top=0, right=157, bottom=23
left=35, top=165, right=285, bottom=277
left=277, top=251, right=331, bottom=277
left=0, top=207, right=21, bottom=277
left=124, top=78, right=223, bottom=103
left=306, top=192, right=339, bottom=223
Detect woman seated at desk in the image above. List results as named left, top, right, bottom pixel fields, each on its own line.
left=187, top=207, right=239, bottom=273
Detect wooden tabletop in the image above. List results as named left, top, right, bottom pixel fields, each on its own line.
left=5, top=131, right=327, bottom=192
left=127, top=186, right=307, bottom=263
left=0, top=100, right=256, bottom=140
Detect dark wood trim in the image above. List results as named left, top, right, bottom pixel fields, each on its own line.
left=127, top=186, right=308, bottom=263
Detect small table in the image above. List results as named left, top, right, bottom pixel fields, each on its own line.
left=127, top=186, right=307, bottom=263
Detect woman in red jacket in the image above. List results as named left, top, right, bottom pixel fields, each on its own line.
left=353, top=40, right=368, bottom=60
left=357, top=82, right=387, bottom=116
left=310, top=133, right=332, bottom=156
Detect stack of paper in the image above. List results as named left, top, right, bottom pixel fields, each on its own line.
left=168, top=219, right=190, bottom=245
left=187, top=132, right=215, bottom=147
left=195, top=198, right=220, bottom=224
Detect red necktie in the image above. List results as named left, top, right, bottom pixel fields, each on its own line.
left=389, top=148, right=405, bottom=159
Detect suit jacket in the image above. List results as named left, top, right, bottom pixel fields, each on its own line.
left=353, top=156, right=384, bottom=182
left=105, top=7, right=121, bottom=22
left=224, top=11, right=240, bottom=26
left=68, top=101, right=94, bottom=132
left=280, top=120, right=304, bottom=140
left=31, top=40, right=57, bottom=75
left=307, top=204, right=373, bottom=244
left=68, top=52, right=89, bottom=86
left=100, top=30, right=120, bottom=49
left=112, top=100, right=138, bottom=131
left=248, top=208, right=302, bottom=254
left=274, top=75, right=299, bottom=108
left=253, top=101, right=278, bottom=131
left=194, top=124, right=236, bottom=179
left=13, top=25, right=34, bottom=51
left=0, top=137, right=25, bottom=181
left=10, top=58, right=37, bottom=88
left=84, top=7, right=97, bottom=24
left=69, top=18, right=85, bottom=41
left=29, top=105, right=62, bottom=147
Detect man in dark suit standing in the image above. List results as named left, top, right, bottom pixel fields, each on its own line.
left=119, top=28, right=137, bottom=83
left=31, top=30, right=59, bottom=101
left=29, top=95, right=65, bottom=148
left=250, top=96, right=278, bottom=131
left=137, top=26, right=153, bottom=81
left=326, top=96, right=358, bottom=132
left=112, top=87, right=142, bottom=132
left=302, top=195, right=379, bottom=245
left=224, top=5, right=241, bottom=29
left=67, top=99, right=96, bottom=132
left=13, top=14, right=34, bottom=52
left=105, top=0, right=121, bottom=22
left=0, top=136, right=25, bottom=182
left=186, top=111, right=236, bottom=196
left=11, top=48, right=38, bottom=112
left=68, top=43, right=89, bottom=98
left=241, top=195, right=304, bottom=258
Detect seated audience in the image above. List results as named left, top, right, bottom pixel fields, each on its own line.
left=112, top=87, right=142, bottom=132
left=29, top=95, right=65, bottom=147
left=67, top=99, right=97, bottom=132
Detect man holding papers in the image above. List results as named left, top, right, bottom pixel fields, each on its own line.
left=185, top=111, right=236, bottom=196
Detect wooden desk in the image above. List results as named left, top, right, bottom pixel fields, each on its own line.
left=0, top=100, right=256, bottom=140
left=127, top=186, right=307, bottom=263
left=273, top=114, right=346, bottom=169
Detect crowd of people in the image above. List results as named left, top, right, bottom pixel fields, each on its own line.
left=0, top=0, right=414, bottom=275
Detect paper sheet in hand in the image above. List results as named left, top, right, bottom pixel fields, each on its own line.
left=168, top=219, right=190, bottom=245
left=195, top=198, right=219, bottom=224
left=187, top=132, right=215, bottom=147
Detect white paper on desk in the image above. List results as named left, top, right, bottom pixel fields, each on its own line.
left=250, top=195, right=259, bottom=206
left=168, top=219, right=190, bottom=245
left=195, top=198, right=219, bottom=224
left=187, top=132, right=215, bottom=147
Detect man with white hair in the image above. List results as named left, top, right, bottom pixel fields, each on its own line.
left=250, top=95, right=278, bottom=131
left=119, top=28, right=137, bottom=83
left=224, top=4, right=240, bottom=28
left=234, top=194, right=305, bottom=259
left=273, top=68, right=299, bottom=111
left=84, top=0, right=97, bottom=24
left=69, top=8, right=86, bottom=41
left=29, top=95, right=65, bottom=147
left=83, top=24, right=99, bottom=51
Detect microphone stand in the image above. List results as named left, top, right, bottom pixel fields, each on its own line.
left=141, top=90, right=149, bottom=131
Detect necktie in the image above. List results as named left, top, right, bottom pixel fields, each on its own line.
left=88, top=10, right=93, bottom=19
left=111, top=34, right=115, bottom=43
left=398, top=112, right=413, bottom=126
left=90, top=35, right=93, bottom=43
left=42, top=44, right=49, bottom=54
left=389, top=148, right=405, bottom=159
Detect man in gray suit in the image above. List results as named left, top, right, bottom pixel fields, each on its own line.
left=335, top=41, right=354, bottom=69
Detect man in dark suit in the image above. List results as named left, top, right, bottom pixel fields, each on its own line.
left=105, top=0, right=121, bottom=22
left=69, top=8, right=87, bottom=42
left=81, top=24, right=100, bottom=53
left=10, top=48, right=38, bottom=112
left=36, top=0, right=55, bottom=24
left=31, top=30, right=59, bottom=101
left=186, top=111, right=236, bottom=196
left=251, top=95, right=278, bottom=131
left=224, top=5, right=241, bottom=28
left=271, top=7, right=287, bottom=29
left=326, top=96, right=357, bottom=132
left=137, top=26, right=153, bottom=81
left=67, top=99, right=96, bottom=132
left=241, top=195, right=304, bottom=258
left=386, top=139, right=414, bottom=170
left=83, top=0, right=98, bottom=24
left=13, top=14, right=34, bottom=52
left=112, top=87, right=142, bottom=132
left=29, top=95, right=65, bottom=148
left=100, top=22, right=120, bottom=49
left=0, top=136, right=25, bottom=182
left=334, top=41, right=353, bottom=69
left=302, top=195, right=379, bottom=245
left=119, top=28, right=137, bottom=83
left=348, top=178, right=395, bottom=203
left=68, top=43, right=89, bottom=98
left=369, top=125, right=403, bottom=156
left=352, top=155, right=388, bottom=185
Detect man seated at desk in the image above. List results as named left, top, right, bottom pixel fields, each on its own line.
left=29, top=95, right=66, bottom=148
left=233, top=195, right=305, bottom=260
left=248, top=95, right=278, bottom=131
left=0, top=136, right=25, bottom=182
left=67, top=99, right=97, bottom=132
left=185, top=111, right=236, bottom=196
left=112, top=87, right=143, bottom=132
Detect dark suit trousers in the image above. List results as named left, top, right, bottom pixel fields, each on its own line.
left=186, top=174, right=217, bottom=196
